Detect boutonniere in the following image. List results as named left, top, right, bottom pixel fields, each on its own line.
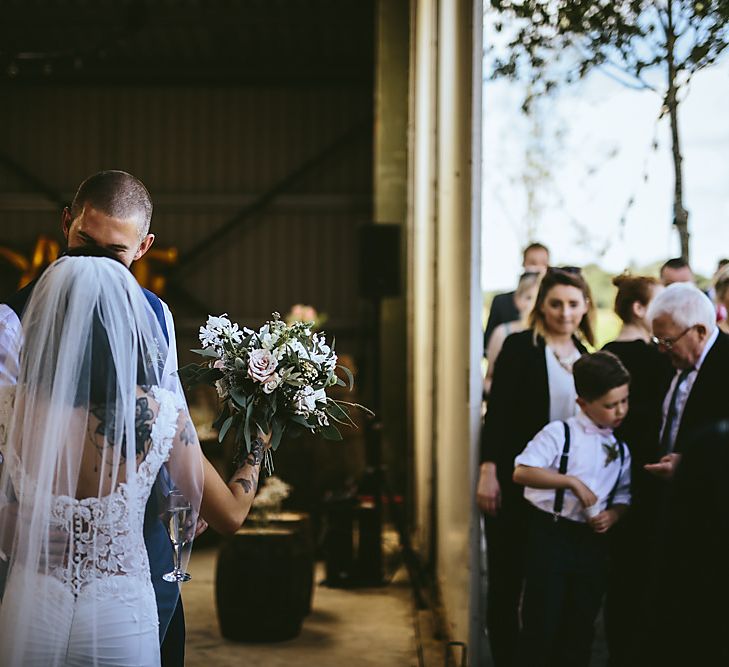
left=602, top=442, right=619, bottom=467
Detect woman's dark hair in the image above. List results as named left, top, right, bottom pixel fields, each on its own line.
left=528, top=266, right=596, bottom=346
left=59, top=249, right=151, bottom=407
left=573, top=351, right=630, bottom=402
left=612, top=273, right=659, bottom=324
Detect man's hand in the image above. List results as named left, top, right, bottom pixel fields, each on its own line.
left=644, top=453, right=682, bottom=480
left=589, top=509, right=619, bottom=534
left=569, top=477, right=598, bottom=509
left=476, top=463, right=501, bottom=517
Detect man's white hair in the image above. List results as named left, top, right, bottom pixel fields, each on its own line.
left=647, top=282, right=716, bottom=330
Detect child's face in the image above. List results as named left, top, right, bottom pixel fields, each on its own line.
left=578, top=384, right=630, bottom=430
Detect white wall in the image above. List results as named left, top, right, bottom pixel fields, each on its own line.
left=408, top=0, right=483, bottom=650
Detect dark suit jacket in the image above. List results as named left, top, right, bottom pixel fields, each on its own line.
left=653, top=419, right=729, bottom=666
left=483, top=291, right=520, bottom=351
left=673, top=331, right=729, bottom=454
left=481, top=329, right=588, bottom=501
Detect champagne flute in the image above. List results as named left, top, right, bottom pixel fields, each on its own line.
left=162, top=490, right=193, bottom=583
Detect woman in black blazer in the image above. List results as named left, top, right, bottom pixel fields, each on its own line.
left=477, top=267, right=595, bottom=667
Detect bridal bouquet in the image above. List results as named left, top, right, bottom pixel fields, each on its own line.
left=178, top=312, right=371, bottom=473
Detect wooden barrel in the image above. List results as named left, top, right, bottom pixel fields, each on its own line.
left=245, top=511, right=315, bottom=614
left=215, top=527, right=308, bottom=642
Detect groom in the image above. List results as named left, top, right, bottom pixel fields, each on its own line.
left=0, top=170, right=186, bottom=666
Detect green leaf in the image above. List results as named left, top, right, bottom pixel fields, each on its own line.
left=229, top=387, right=249, bottom=409
left=178, top=363, right=224, bottom=389
left=218, top=416, right=234, bottom=443
left=337, top=364, right=354, bottom=391
left=212, top=404, right=230, bottom=432
left=270, top=416, right=286, bottom=451
left=290, top=414, right=311, bottom=429
left=321, top=424, right=343, bottom=441
left=328, top=400, right=350, bottom=419
left=191, top=347, right=220, bottom=358
left=244, top=400, right=254, bottom=451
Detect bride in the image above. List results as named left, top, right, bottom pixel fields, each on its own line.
left=0, top=252, right=266, bottom=666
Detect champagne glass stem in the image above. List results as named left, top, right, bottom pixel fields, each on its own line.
left=173, top=542, right=183, bottom=576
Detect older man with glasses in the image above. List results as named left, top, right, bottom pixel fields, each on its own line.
left=632, top=281, right=729, bottom=667
left=644, top=282, right=728, bottom=480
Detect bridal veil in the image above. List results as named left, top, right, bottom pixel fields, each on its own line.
left=0, top=255, right=203, bottom=665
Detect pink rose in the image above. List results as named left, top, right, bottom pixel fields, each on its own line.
left=248, top=349, right=278, bottom=383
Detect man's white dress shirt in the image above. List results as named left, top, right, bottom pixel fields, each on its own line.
left=659, top=326, right=719, bottom=453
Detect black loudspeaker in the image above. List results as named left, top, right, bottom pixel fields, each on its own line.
left=358, top=224, right=401, bottom=299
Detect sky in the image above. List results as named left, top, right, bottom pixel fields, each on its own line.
left=481, top=39, right=729, bottom=291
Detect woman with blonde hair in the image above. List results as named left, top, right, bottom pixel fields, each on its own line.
left=476, top=266, right=594, bottom=666
left=484, top=271, right=541, bottom=396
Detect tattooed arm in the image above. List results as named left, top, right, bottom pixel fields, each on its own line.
left=198, top=437, right=268, bottom=535
left=170, top=407, right=270, bottom=535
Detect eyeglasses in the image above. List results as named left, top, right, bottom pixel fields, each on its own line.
left=651, top=325, right=695, bottom=351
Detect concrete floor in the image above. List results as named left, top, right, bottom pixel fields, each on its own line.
left=182, top=546, right=422, bottom=667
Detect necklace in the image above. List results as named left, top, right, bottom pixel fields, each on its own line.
left=549, top=346, right=580, bottom=374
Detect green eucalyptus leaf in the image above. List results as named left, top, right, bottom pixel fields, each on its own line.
left=321, top=424, right=343, bottom=441
left=291, top=414, right=310, bottom=429
left=229, top=387, right=248, bottom=409
left=337, top=364, right=354, bottom=391
left=191, top=348, right=220, bottom=358
left=271, top=417, right=285, bottom=451
left=212, top=404, right=231, bottom=431
left=218, top=416, right=234, bottom=443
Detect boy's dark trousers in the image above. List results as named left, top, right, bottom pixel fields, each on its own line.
left=516, top=506, right=608, bottom=667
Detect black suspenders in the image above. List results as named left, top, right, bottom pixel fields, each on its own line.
left=553, top=421, right=572, bottom=518
left=552, top=421, right=626, bottom=520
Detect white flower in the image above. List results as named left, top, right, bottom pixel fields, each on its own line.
left=286, top=339, right=308, bottom=359
left=293, top=386, right=317, bottom=415
left=262, top=373, right=282, bottom=394
left=248, top=349, right=278, bottom=383
left=226, top=324, right=243, bottom=345
left=200, top=313, right=243, bottom=349
left=199, top=325, right=222, bottom=349
left=260, top=329, right=281, bottom=351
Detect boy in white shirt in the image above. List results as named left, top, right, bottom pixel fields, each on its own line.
left=513, top=351, right=631, bottom=667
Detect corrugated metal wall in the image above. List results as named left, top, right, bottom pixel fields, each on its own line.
left=0, top=85, right=373, bottom=354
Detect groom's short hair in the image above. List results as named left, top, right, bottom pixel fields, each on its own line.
left=70, top=170, right=153, bottom=239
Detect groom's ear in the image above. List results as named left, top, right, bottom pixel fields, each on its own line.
left=61, top=207, right=73, bottom=240
left=133, top=233, right=155, bottom=262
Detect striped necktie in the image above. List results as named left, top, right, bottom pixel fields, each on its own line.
left=659, top=367, right=693, bottom=454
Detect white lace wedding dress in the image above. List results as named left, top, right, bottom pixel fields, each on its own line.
left=0, top=386, right=181, bottom=667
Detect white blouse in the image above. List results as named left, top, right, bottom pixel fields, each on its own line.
left=545, top=345, right=580, bottom=422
